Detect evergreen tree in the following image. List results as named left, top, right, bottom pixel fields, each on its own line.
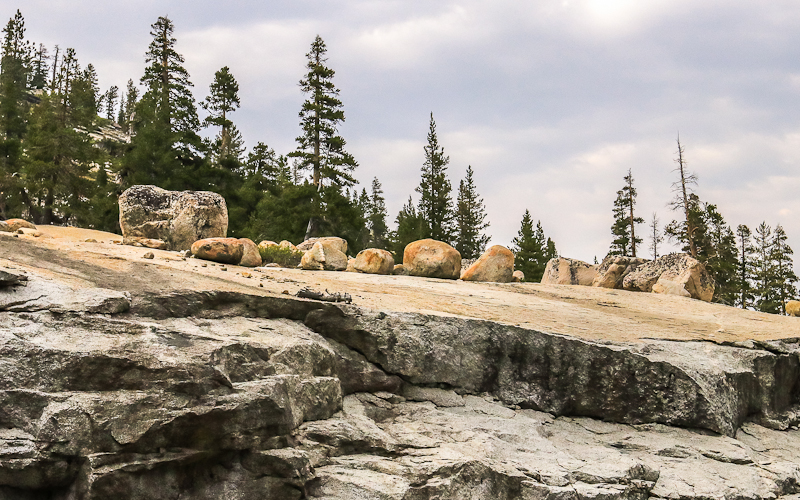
left=769, top=225, right=798, bottom=315
left=416, top=113, right=455, bottom=243
left=609, top=169, right=643, bottom=256
left=244, top=142, right=290, bottom=186
left=735, top=224, right=755, bottom=309
left=649, top=212, right=663, bottom=260
left=753, top=222, right=777, bottom=314
left=203, top=66, right=240, bottom=162
left=454, top=165, right=490, bottom=259
left=291, top=35, right=356, bottom=189
left=30, top=43, right=47, bottom=90
left=367, top=177, right=389, bottom=249
left=669, top=136, right=699, bottom=258
left=392, top=196, right=424, bottom=260
left=119, top=78, right=138, bottom=133
left=700, top=204, right=738, bottom=305
left=103, top=85, right=118, bottom=121
left=122, top=16, right=203, bottom=190
left=511, top=210, right=554, bottom=282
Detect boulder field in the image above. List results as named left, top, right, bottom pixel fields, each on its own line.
left=2, top=226, right=800, bottom=499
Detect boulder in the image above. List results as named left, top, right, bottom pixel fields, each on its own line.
left=297, top=237, right=347, bottom=255
left=300, top=241, right=348, bottom=271
left=624, top=253, right=714, bottom=301
left=5, top=218, right=36, bottom=231
left=0, top=220, right=9, bottom=232
left=119, top=185, right=228, bottom=251
left=592, top=255, right=649, bottom=289
left=512, top=270, right=524, bottom=282
left=122, top=236, right=168, bottom=250
left=238, top=238, right=262, bottom=267
left=346, top=258, right=357, bottom=272
left=787, top=300, right=800, bottom=317
left=353, top=249, right=395, bottom=275
left=279, top=240, right=299, bottom=252
left=460, top=245, right=514, bottom=283
left=190, top=238, right=244, bottom=265
left=393, top=264, right=410, bottom=276
left=403, top=239, right=461, bottom=280
left=541, top=257, right=597, bottom=285
left=258, top=240, right=278, bottom=253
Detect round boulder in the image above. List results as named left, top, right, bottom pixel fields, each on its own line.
left=353, top=248, right=395, bottom=275
left=191, top=238, right=244, bottom=265
left=238, top=238, right=262, bottom=267
left=461, top=245, right=514, bottom=283
left=512, top=270, right=525, bottom=282
left=5, top=219, right=36, bottom=232
left=403, top=239, right=461, bottom=280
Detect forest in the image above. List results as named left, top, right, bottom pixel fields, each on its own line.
left=0, top=11, right=795, bottom=313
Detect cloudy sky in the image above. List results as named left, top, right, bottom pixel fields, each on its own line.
left=10, top=1, right=800, bottom=262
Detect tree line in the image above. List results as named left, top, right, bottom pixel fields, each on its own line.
left=609, top=137, right=797, bottom=313
left=0, top=11, right=558, bottom=280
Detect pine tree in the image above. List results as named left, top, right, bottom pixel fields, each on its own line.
left=511, top=210, right=554, bottom=282
left=769, top=225, right=798, bottom=315
left=368, top=177, right=389, bottom=249
left=122, top=16, right=202, bottom=190
left=30, top=43, right=47, bottom=90
left=245, top=142, right=290, bottom=186
left=103, top=85, right=119, bottom=121
left=203, top=66, right=240, bottom=162
left=454, top=165, right=490, bottom=259
left=392, top=196, right=424, bottom=260
left=669, top=136, right=699, bottom=258
left=735, top=224, right=755, bottom=309
left=609, top=169, right=644, bottom=256
left=753, top=222, right=777, bottom=314
left=649, top=212, right=663, bottom=260
left=700, top=204, right=738, bottom=305
left=119, top=78, right=138, bottom=133
left=291, top=35, right=357, bottom=189
left=416, top=113, right=455, bottom=243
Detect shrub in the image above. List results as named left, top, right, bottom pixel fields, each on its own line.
left=259, top=245, right=304, bottom=268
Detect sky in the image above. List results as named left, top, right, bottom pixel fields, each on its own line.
left=7, top=1, right=800, bottom=263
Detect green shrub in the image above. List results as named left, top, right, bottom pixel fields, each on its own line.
left=259, top=245, right=304, bottom=268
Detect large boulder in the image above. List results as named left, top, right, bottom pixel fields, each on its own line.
left=460, top=245, right=515, bottom=283
left=190, top=238, right=244, bottom=265
left=238, top=238, right=262, bottom=267
left=297, top=237, right=347, bottom=255
left=592, top=255, right=649, bottom=289
left=624, top=253, right=715, bottom=301
left=300, top=241, right=348, bottom=271
left=787, top=300, right=800, bottom=317
left=353, top=249, right=395, bottom=275
left=119, top=185, right=228, bottom=251
left=0, top=220, right=9, bottom=232
left=541, top=257, right=597, bottom=285
left=403, top=239, right=461, bottom=280
left=5, top=218, right=36, bottom=232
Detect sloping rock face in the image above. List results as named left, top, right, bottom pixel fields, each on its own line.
left=541, top=257, right=597, bottom=285
left=119, top=185, right=228, bottom=251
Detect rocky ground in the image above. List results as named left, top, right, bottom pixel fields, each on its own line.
left=1, top=226, right=800, bottom=499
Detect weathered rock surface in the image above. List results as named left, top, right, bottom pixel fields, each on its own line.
left=541, top=256, right=598, bottom=285
left=461, top=245, right=514, bottom=283
left=238, top=238, right=263, bottom=267
left=191, top=237, right=245, bottom=265
left=301, top=241, right=348, bottom=271
left=402, top=239, right=461, bottom=279
left=353, top=249, right=394, bottom=275
left=592, top=255, right=649, bottom=289
left=119, top=185, right=228, bottom=251
left=623, top=253, right=715, bottom=301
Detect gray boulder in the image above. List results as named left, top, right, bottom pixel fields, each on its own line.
left=119, top=185, right=228, bottom=251
left=592, top=255, right=649, bottom=288
left=623, top=253, right=715, bottom=301
left=541, top=257, right=597, bottom=285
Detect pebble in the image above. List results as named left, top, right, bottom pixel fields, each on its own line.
left=143, top=252, right=154, bottom=259
left=220, top=267, right=227, bottom=271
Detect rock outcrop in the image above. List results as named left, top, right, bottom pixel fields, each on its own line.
left=624, top=253, right=715, bottom=301
left=352, top=248, right=394, bottom=275
left=461, top=245, right=515, bottom=283
left=541, top=257, right=597, bottom=285
left=119, top=185, right=228, bottom=251
left=592, top=255, right=649, bottom=288
left=402, top=239, right=461, bottom=279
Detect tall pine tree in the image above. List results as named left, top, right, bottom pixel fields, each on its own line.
left=769, top=224, right=798, bottom=315
left=511, top=210, right=556, bottom=282
left=392, top=196, right=424, bottom=260
left=753, top=222, right=777, bottom=314
left=203, top=66, right=241, bottom=164
left=609, top=169, right=643, bottom=257
left=735, top=224, right=755, bottom=309
left=454, top=165, right=490, bottom=259
left=669, top=136, right=699, bottom=258
left=416, top=113, right=455, bottom=243
left=367, top=177, right=389, bottom=249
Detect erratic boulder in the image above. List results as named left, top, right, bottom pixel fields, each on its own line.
left=624, top=253, right=715, bottom=301
left=191, top=238, right=244, bottom=265
left=541, top=257, right=597, bottom=285
left=301, top=241, right=348, bottom=271
left=460, top=245, right=514, bottom=283
left=119, top=185, right=228, bottom=251
left=592, top=255, right=649, bottom=289
left=238, top=238, right=263, bottom=267
left=353, top=248, right=395, bottom=275
left=403, top=239, right=461, bottom=279
left=297, top=237, right=347, bottom=255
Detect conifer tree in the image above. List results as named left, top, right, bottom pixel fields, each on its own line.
left=669, top=137, right=699, bottom=258
left=291, top=35, right=356, bottom=189
left=700, top=204, right=738, bottom=305
left=392, top=196, right=424, bottom=260
left=735, top=224, right=755, bottom=309
left=368, top=177, right=389, bottom=249
left=123, top=16, right=202, bottom=190
left=103, top=85, right=118, bottom=121
left=609, top=169, right=643, bottom=256
left=203, top=66, right=240, bottom=162
left=769, top=225, right=798, bottom=315
left=454, top=165, right=490, bottom=259
left=30, top=43, right=47, bottom=90
left=511, top=210, right=554, bottom=282
left=244, top=143, right=290, bottom=186
left=416, top=113, right=455, bottom=243
left=649, top=212, right=663, bottom=260
left=753, top=222, right=777, bottom=314
left=119, top=78, right=138, bottom=133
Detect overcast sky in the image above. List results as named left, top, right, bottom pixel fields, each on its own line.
left=9, top=1, right=800, bottom=262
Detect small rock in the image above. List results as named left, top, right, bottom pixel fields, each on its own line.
left=512, top=270, right=524, bottom=282
left=220, top=267, right=227, bottom=271
left=143, top=252, right=154, bottom=259
left=241, top=272, right=252, bottom=278
left=84, top=238, right=98, bottom=243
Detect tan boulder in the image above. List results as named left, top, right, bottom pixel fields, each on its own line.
left=786, top=300, right=800, bottom=317
left=5, top=219, right=36, bottom=232
left=0, top=221, right=9, bottom=232
left=123, top=236, right=168, bottom=250
left=592, top=255, right=649, bottom=289
left=512, top=270, right=524, bottom=282
left=393, top=264, right=410, bottom=276
left=353, top=248, right=395, bottom=275
left=279, top=240, right=298, bottom=252
left=258, top=240, right=278, bottom=252
left=238, top=238, right=262, bottom=267
left=297, top=236, right=347, bottom=255
left=190, top=238, right=244, bottom=265
left=403, top=239, right=461, bottom=280
left=300, top=241, right=348, bottom=271
left=346, top=258, right=357, bottom=272
left=461, top=245, right=514, bottom=283
left=626, top=253, right=714, bottom=302
left=541, top=257, right=597, bottom=285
